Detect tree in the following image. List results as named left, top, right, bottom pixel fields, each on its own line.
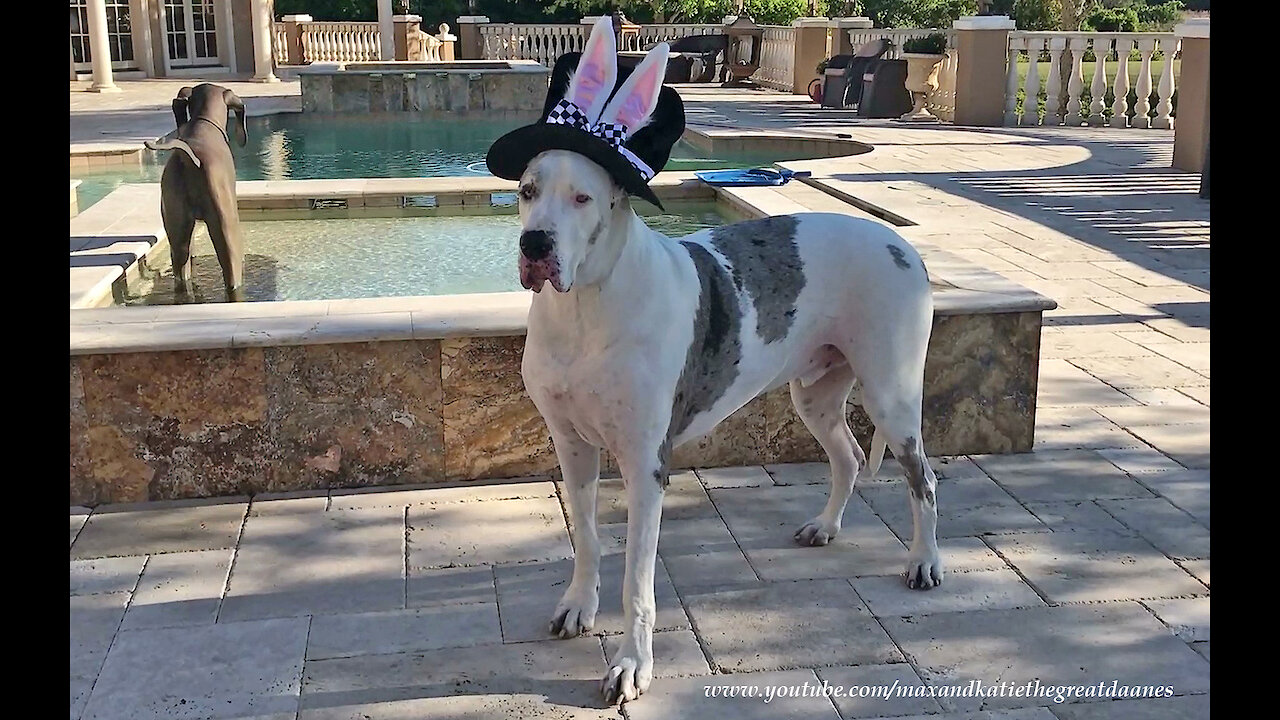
left=542, top=0, right=827, bottom=24
left=859, top=1, right=978, bottom=29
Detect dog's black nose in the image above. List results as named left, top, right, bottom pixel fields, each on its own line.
left=519, top=230, right=554, bottom=261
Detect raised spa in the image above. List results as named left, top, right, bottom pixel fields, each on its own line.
left=299, top=59, right=551, bottom=114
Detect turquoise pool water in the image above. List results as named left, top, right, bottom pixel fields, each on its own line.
left=74, top=113, right=788, bottom=210
left=124, top=202, right=737, bottom=304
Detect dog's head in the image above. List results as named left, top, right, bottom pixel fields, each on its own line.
left=172, top=84, right=247, bottom=147
left=516, top=21, right=668, bottom=294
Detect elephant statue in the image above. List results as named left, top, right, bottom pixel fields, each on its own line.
left=145, top=83, right=248, bottom=302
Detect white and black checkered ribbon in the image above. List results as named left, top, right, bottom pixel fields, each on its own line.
left=545, top=99, right=655, bottom=180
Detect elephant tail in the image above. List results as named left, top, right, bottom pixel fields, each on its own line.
left=145, top=132, right=202, bottom=169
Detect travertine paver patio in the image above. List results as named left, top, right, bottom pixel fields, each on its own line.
left=70, top=83, right=1207, bottom=718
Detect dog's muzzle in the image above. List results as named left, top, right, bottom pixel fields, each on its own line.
left=518, top=230, right=564, bottom=293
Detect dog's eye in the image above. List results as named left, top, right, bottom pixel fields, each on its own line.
left=519, top=186, right=535, bottom=201
left=574, top=194, right=591, bottom=205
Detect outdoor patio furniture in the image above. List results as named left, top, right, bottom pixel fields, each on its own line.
left=820, top=39, right=893, bottom=110
left=669, top=33, right=729, bottom=82
left=618, top=51, right=693, bottom=83
left=858, top=58, right=914, bottom=118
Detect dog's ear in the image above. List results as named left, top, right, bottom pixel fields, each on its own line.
left=172, top=86, right=194, bottom=128
left=222, top=88, right=248, bottom=147
left=599, top=42, right=669, bottom=131
left=565, top=16, right=617, bottom=123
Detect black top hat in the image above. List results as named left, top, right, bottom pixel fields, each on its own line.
left=486, top=51, right=686, bottom=210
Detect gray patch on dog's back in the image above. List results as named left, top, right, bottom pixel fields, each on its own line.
left=663, top=242, right=744, bottom=484
left=887, top=244, right=911, bottom=270
left=710, top=216, right=804, bottom=343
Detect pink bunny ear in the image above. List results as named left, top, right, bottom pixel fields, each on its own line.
left=565, top=16, right=618, bottom=123
left=599, top=42, right=669, bottom=130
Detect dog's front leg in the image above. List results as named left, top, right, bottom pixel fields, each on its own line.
left=601, top=450, right=665, bottom=704
left=548, top=428, right=602, bottom=637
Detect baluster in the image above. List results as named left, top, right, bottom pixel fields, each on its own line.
left=1004, top=36, right=1022, bottom=126
left=1065, top=36, right=1085, bottom=125
left=1131, top=37, right=1155, bottom=128
left=1153, top=37, right=1176, bottom=129
left=1088, top=36, right=1108, bottom=125
left=1043, top=36, right=1064, bottom=125
left=1110, top=37, right=1133, bottom=127
left=1022, top=37, right=1041, bottom=126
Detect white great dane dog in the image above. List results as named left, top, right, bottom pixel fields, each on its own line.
left=508, top=19, right=941, bottom=705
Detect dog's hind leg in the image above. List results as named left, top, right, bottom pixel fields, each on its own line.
left=861, top=389, right=942, bottom=590
left=791, top=361, right=866, bottom=547
left=548, top=428, right=602, bottom=638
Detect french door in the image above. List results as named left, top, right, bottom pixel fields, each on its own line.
left=165, top=0, right=219, bottom=67
left=69, top=0, right=136, bottom=72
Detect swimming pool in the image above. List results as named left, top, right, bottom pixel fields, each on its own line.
left=73, top=113, right=795, bottom=210
left=123, top=201, right=739, bottom=305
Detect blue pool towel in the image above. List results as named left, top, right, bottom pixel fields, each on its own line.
left=694, top=168, right=812, bottom=187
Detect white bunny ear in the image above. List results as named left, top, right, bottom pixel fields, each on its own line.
left=565, top=16, right=618, bottom=123
left=599, top=42, right=669, bottom=130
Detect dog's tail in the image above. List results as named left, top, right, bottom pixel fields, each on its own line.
left=864, top=427, right=888, bottom=478
left=145, top=131, right=201, bottom=169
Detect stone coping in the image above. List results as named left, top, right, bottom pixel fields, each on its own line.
left=69, top=266, right=1053, bottom=355
left=69, top=228, right=1051, bottom=357
left=298, top=60, right=546, bottom=75
left=69, top=133, right=1053, bottom=354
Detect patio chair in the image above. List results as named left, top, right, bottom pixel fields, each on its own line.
left=627, top=33, right=728, bottom=83
left=858, top=58, right=914, bottom=118
left=820, top=38, right=892, bottom=109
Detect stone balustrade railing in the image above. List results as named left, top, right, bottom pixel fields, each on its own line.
left=927, top=45, right=959, bottom=124
left=847, top=28, right=955, bottom=59
left=412, top=29, right=445, bottom=62
left=480, top=23, right=589, bottom=66
left=754, top=26, right=796, bottom=92
left=273, top=22, right=290, bottom=66
left=625, top=23, right=722, bottom=51
left=300, top=21, right=382, bottom=63
left=1006, top=31, right=1178, bottom=128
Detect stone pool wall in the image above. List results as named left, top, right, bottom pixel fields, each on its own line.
left=69, top=309, right=1042, bottom=505
left=299, top=61, right=550, bottom=113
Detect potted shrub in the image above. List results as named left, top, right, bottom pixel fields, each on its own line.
left=898, top=33, right=948, bottom=122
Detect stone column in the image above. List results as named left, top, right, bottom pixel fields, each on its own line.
left=281, top=14, right=311, bottom=65
left=456, top=15, right=489, bottom=60
left=791, top=17, right=829, bottom=95
left=1172, top=19, right=1210, bottom=173
left=85, top=0, right=120, bottom=92
left=393, top=15, right=422, bottom=61
left=378, top=0, right=395, bottom=61
left=951, top=15, right=1015, bottom=127
left=829, top=16, right=872, bottom=57
left=250, top=0, right=278, bottom=82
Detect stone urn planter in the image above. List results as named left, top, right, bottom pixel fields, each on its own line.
left=898, top=52, right=945, bottom=122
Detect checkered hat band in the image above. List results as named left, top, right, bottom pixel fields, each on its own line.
left=544, top=99, right=653, bottom=181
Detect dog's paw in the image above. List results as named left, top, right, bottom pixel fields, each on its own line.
left=549, top=586, right=599, bottom=638
left=794, top=518, right=840, bottom=547
left=904, top=552, right=943, bottom=590
left=601, top=643, right=653, bottom=705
